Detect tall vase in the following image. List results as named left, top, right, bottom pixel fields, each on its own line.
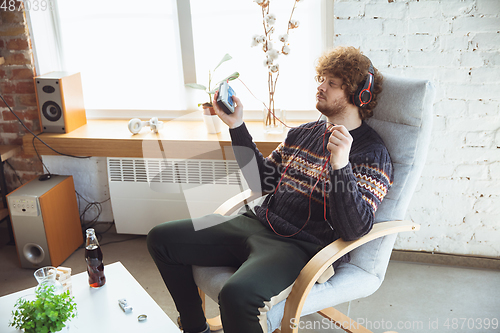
left=263, top=107, right=285, bottom=134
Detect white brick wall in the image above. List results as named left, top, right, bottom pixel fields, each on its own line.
left=333, top=0, right=500, bottom=257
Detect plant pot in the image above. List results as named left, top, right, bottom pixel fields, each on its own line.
left=202, top=106, right=216, bottom=116
left=263, top=108, right=285, bottom=134
left=203, top=114, right=222, bottom=134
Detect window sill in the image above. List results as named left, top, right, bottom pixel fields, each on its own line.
left=22, top=119, right=300, bottom=160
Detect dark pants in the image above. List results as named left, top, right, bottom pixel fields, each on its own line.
left=146, top=211, right=321, bottom=333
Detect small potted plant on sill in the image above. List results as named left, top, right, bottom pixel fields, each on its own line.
left=185, top=54, right=239, bottom=133
left=9, top=284, right=77, bottom=333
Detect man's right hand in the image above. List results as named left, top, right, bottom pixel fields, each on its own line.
left=213, top=90, right=244, bottom=129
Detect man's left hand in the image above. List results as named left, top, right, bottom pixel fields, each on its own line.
left=327, top=125, right=353, bottom=170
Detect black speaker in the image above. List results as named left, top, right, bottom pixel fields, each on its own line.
left=34, top=72, right=87, bottom=133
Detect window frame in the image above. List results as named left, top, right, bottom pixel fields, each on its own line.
left=25, top=0, right=334, bottom=121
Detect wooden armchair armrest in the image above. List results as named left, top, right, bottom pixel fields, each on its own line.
left=281, top=220, right=420, bottom=333
left=214, top=189, right=265, bottom=216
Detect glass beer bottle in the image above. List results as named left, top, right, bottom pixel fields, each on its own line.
left=85, top=228, right=106, bottom=288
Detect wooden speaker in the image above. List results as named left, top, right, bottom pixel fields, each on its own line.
left=7, top=175, right=83, bottom=268
left=34, top=72, right=87, bottom=133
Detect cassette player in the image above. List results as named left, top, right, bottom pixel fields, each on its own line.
left=217, top=81, right=236, bottom=115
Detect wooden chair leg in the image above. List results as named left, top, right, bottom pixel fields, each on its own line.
left=199, top=289, right=379, bottom=333
left=318, top=307, right=373, bottom=333
left=207, top=316, right=223, bottom=331
left=198, top=288, right=223, bottom=331
left=199, top=288, right=206, bottom=313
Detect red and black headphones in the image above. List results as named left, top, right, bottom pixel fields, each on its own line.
left=351, top=58, right=375, bottom=108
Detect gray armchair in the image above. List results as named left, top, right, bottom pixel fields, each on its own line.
left=193, top=73, right=435, bottom=333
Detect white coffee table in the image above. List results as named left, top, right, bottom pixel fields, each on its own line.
left=0, top=261, right=180, bottom=332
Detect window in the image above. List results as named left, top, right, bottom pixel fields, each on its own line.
left=190, top=0, right=323, bottom=113
left=27, top=0, right=332, bottom=118
left=40, top=0, right=185, bottom=111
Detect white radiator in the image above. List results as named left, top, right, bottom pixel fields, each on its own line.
left=107, top=157, right=249, bottom=234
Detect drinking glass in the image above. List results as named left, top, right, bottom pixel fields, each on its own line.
left=34, top=266, right=63, bottom=294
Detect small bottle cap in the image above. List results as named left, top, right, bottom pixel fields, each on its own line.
left=86, top=228, right=95, bottom=235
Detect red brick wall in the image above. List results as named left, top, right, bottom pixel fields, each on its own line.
left=0, top=6, right=43, bottom=191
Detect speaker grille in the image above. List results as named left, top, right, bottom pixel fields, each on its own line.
left=23, top=243, right=46, bottom=264
left=42, top=101, right=62, bottom=121
left=36, top=78, right=65, bottom=132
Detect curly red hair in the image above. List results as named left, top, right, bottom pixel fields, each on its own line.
left=315, top=46, right=383, bottom=120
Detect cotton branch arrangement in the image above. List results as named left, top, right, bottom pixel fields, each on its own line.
left=252, top=0, right=303, bottom=126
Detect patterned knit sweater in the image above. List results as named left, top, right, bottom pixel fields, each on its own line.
left=229, top=120, right=393, bottom=247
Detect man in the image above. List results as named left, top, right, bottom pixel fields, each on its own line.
left=147, top=46, right=393, bottom=333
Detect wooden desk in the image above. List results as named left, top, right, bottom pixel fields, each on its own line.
left=23, top=120, right=299, bottom=159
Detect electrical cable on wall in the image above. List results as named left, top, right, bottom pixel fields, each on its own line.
left=75, top=191, right=139, bottom=248
left=0, top=93, right=91, bottom=179
left=75, top=190, right=114, bottom=243
left=4, top=160, right=23, bottom=186
left=0, top=93, right=118, bottom=242
left=31, top=135, right=51, bottom=175
left=75, top=190, right=110, bottom=227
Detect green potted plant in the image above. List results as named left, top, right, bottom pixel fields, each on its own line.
left=9, top=285, right=77, bottom=333
left=185, top=53, right=239, bottom=115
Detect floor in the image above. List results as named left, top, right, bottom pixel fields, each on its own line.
left=1, top=222, right=499, bottom=333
